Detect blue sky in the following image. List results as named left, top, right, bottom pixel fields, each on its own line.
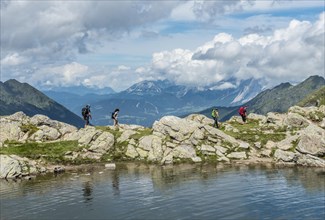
left=1, top=0, right=324, bottom=91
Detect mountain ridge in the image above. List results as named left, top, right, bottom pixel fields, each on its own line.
left=0, top=79, right=85, bottom=128
left=197, top=75, right=325, bottom=121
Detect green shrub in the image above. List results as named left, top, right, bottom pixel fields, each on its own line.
left=0, top=141, right=83, bottom=164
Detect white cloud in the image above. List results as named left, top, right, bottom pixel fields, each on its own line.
left=1, top=53, right=29, bottom=66
left=1, top=1, right=324, bottom=91
left=30, top=62, right=89, bottom=87
left=146, top=12, right=325, bottom=88
left=210, top=82, right=237, bottom=90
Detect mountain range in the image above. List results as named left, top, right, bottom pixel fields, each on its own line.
left=1, top=75, right=323, bottom=127
left=197, top=75, right=325, bottom=121
left=43, top=78, right=264, bottom=126
left=0, top=79, right=84, bottom=128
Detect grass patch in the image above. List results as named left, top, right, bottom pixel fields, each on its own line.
left=130, top=128, right=153, bottom=140
left=289, top=139, right=300, bottom=152
left=308, top=111, right=325, bottom=122
left=3, top=140, right=22, bottom=146
left=20, top=124, right=39, bottom=137
left=95, top=126, right=123, bottom=139
left=222, top=119, right=286, bottom=147
left=0, top=141, right=85, bottom=164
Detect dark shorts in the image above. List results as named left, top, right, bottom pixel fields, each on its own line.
left=241, top=114, right=246, bottom=122
left=84, top=115, right=90, bottom=124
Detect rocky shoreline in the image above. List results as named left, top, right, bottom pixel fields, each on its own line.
left=1, top=105, right=324, bottom=179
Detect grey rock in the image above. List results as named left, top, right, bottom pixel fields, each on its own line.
left=105, top=163, right=116, bottom=169
left=265, top=141, right=276, bottom=149
left=296, top=154, right=325, bottom=167
left=260, top=149, right=272, bottom=158
left=185, top=114, right=214, bottom=126
left=266, top=112, right=286, bottom=126
left=117, top=130, right=137, bottom=143
left=173, top=145, right=197, bottom=160
left=284, top=113, right=310, bottom=128
left=296, top=124, right=325, bottom=156
left=78, top=127, right=102, bottom=146
left=227, top=152, right=247, bottom=160
left=274, top=149, right=297, bottom=162
left=125, top=144, right=139, bottom=158
left=88, top=132, right=115, bottom=154
left=203, top=125, right=244, bottom=148
left=0, top=155, right=22, bottom=179
left=152, top=116, right=199, bottom=142
left=199, top=144, right=216, bottom=155
left=276, top=135, right=299, bottom=151
left=214, top=145, right=227, bottom=155
left=136, top=147, right=148, bottom=159
left=30, top=125, right=60, bottom=141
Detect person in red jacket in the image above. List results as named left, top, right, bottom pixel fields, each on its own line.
left=238, top=106, right=247, bottom=123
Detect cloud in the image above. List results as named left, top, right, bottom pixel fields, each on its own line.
left=1, top=53, right=29, bottom=66
left=1, top=1, right=324, bottom=91
left=1, top=1, right=179, bottom=50
left=146, top=12, right=325, bottom=88
left=30, top=62, right=89, bottom=88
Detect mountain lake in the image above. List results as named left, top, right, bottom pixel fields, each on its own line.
left=1, top=163, right=324, bottom=220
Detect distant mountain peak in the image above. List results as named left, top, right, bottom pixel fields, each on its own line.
left=125, top=79, right=175, bottom=95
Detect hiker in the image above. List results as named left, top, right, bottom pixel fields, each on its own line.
left=211, top=108, right=219, bottom=128
left=82, top=105, right=92, bottom=128
left=238, top=106, right=247, bottom=123
left=112, top=108, right=119, bottom=126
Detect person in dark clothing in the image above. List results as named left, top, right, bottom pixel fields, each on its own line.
left=211, top=108, right=219, bottom=128
left=82, top=105, right=92, bottom=128
left=238, top=106, right=247, bottom=123
left=112, top=108, right=120, bottom=126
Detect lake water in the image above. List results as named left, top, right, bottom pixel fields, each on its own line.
left=1, top=163, right=324, bottom=220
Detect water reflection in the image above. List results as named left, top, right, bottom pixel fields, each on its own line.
left=0, top=163, right=324, bottom=220
left=111, top=170, right=120, bottom=196
left=82, top=181, right=93, bottom=202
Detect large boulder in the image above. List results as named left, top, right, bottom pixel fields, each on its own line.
left=88, top=131, right=115, bottom=154
left=276, top=135, right=299, bottom=151
left=288, top=106, right=308, bottom=116
left=296, top=154, right=325, bottom=167
left=266, top=112, right=286, bottom=127
left=173, top=145, right=201, bottom=162
left=284, top=113, right=310, bottom=128
left=30, top=125, right=61, bottom=141
left=4, top=112, right=29, bottom=123
left=0, top=155, right=22, bottom=179
left=185, top=114, right=214, bottom=126
left=248, top=113, right=267, bottom=122
left=274, top=149, right=297, bottom=162
left=30, top=114, right=60, bottom=128
left=296, top=124, right=325, bottom=156
left=69, top=127, right=102, bottom=146
left=125, top=144, right=139, bottom=159
left=0, top=120, right=24, bottom=144
left=117, top=130, right=137, bottom=143
left=138, top=135, right=164, bottom=161
left=203, top=125, right=249, bottom=149
left=227, top=152, right=247, bottom=160
left=152, top=116, right=199, bottom=142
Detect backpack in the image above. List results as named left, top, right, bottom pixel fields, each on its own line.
left=82, top=107, right=89, bottom=117
left=111, top=112, right=115, bottom=119
left=238, top=107, right=245, bottom=116
left=211, top=109, right=216, bottom=117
